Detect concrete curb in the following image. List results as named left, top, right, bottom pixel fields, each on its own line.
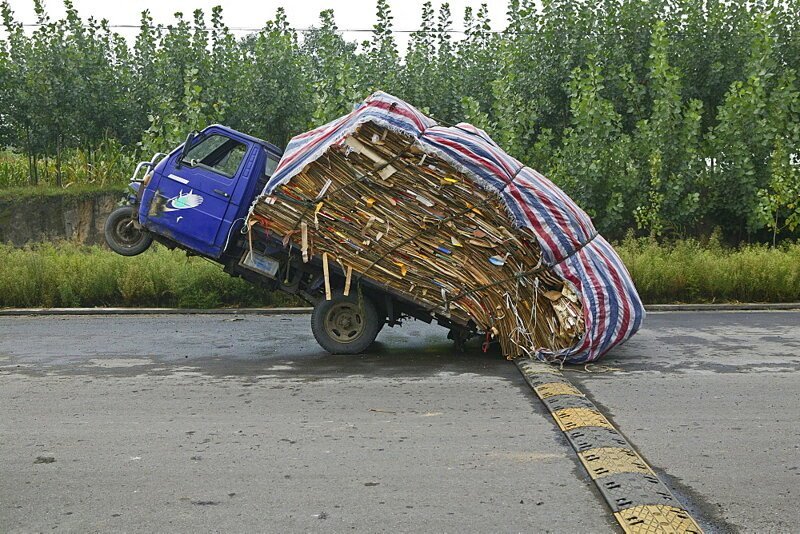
left=0, top=303, right=798, bottom=316
left=645, top=303, right=800, bottom=311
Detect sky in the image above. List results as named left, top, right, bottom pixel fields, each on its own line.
left=4, top=0, right=511, bottom=51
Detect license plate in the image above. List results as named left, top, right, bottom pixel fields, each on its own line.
left=240, top=250, right=280, bottom=278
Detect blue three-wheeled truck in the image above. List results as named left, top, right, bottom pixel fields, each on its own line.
left=105, top=125, right=472, bottom=354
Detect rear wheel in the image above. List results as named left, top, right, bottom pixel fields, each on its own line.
left=311, top=292, right=383, bottom=354
left=104, top=206, right=152, bottom=256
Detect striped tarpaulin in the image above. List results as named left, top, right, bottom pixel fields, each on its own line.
left=257, top=91, right=645, bottom=363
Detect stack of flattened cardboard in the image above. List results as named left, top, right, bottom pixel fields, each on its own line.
left=251, top=122, right=584, bottom=358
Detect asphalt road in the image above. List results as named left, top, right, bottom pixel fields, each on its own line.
left=0, top=311, right=798, bottom=533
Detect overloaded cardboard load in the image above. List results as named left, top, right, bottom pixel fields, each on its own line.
left=249, top=92, right=645, bottom=363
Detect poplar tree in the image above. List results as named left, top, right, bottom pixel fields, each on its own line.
left=552, top=58, right=634, bottom=234
left=362, top=0, right=400, bottom=94
left=632, top=21, right=703, bottom=237
left=232, top=8, right=312, bottom=145
left=401, top=1, right=436, bottom=109
left=304, top=10, right=361, bottom=125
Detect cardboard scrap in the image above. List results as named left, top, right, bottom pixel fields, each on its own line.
left=252, top=123, right=585, bottom=358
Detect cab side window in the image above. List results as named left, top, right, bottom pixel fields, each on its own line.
left=182, top=134, right=247, bottom=178
left=265, top=154, right=280, bottom=177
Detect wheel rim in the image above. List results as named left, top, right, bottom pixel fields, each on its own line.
left=114, top=217, right=143, bottom=248
left=323, top=302, right=366, bottom=343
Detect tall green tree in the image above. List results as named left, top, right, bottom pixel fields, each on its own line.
left=361, top=0, right=400, bottom=94
left=231, top=8, right=312, bottom=145
left=303, top=10, right=361, bottom=125
left=132, top=10, right=161, bottom=133
left=0, top=0, right=29, bottom=171
left=707, top=17, right=781, bottom=238
left=458, top=5, right=497, bottom=117
left=492, top=0, right=538, bottom=154
left=755, top=71, right=800, bottom=244
left=204, top=6, right=241, bottom=125
left=400, top=1, right=436, bottom=109
left=551, top=58, right=635, bottom=235
left=632, top=21, right=704, bottom=237
left=669, top=0, right=755, bottom=133
left=429, top=3, right=460, bottom=123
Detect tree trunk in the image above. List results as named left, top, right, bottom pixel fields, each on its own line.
left=773, top=212, right=779, bottom=248
left=26, top=128, right=37, bottom=186
left=56, top=134, right=63, bottom=188
left=27, top=152, right=34, bottom=186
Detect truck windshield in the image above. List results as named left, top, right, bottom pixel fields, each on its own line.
left=182, top=134, right=247, bottom=178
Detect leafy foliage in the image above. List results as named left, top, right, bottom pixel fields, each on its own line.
left=551, top=58, right=634, bottom=234
left=1, top=0, right=799, bottom=243
left=631, top=21, right=703, bottom=237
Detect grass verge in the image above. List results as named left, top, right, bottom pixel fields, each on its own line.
left=618, top=237, right=800, bottom=303
left=0, top=243, right=302, bottom=308
left=0, top=239, right=798, bottom=308
left=0, top=184, right=125, bottom=202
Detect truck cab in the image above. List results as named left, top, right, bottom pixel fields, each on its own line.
left=135, top=125, right=282, bottom=259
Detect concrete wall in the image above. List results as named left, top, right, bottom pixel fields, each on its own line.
left=0, top=191, right=120, bottom=246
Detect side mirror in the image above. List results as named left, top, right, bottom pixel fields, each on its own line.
left=178, top=131, right=197, bottom=167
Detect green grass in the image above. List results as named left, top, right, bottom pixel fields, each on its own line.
left=0, top=240, right=798, bottom=308
left=0, top=243, right=302, bottom=308
left=0, top=184, right=125, bottom=202
left=618, top=237, right=800, bottom=303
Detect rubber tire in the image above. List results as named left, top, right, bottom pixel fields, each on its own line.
left=104, top=206, right=153, bottom=256
left=311, top=291, right=383, bottom=354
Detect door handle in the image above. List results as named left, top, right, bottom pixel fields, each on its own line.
left=167, top=173, right=189, bottom=184
left=213, top=188, right=229, bottom=198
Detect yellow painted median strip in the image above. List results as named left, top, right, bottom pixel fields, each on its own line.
left=578, top=447, right=654, bottom=478
left=552, top=407, right=615, bottom=431
left=615, top=505, right=703, bottom=534
left=514, top=358, right=704, bottom=534
left=534, top=381, right=583, bottom=399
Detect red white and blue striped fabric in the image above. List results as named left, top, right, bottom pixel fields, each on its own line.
left=259, top=91, right=645, bottom=363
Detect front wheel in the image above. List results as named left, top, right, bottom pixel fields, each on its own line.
left=104, top=206, right=152, bottom=256
left=311, top=292, right=383, bottom=354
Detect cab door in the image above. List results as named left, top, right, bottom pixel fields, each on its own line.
left=148, top=133, right=250, bottom=257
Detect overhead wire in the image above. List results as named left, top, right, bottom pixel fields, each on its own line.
left=17, top=23, right=507, bottom=34
left=10, top=23, right=526, bottom=45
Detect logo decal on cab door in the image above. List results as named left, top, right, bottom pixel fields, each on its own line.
left=164, top=190, right=204, bottom=212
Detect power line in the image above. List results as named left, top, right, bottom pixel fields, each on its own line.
left=16, top=22, right=502, bottom=34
